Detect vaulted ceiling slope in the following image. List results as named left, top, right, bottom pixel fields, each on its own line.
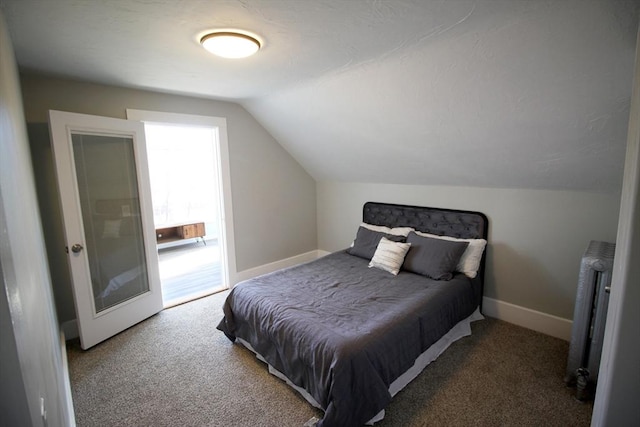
left=2, top=0, right=638, bottom=192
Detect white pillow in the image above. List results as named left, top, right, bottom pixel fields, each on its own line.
left=361, top=222, right=414, bottom=237
left=413, top=230, right=487, bottom=278
left=368, top=237, right=412, bottom=275
left=102, top=219, right=121, bottom=238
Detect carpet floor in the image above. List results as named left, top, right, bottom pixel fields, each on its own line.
left=66, top=291, right=593, bottom=426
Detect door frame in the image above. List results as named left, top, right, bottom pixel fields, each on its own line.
left=126, top=109, right=237, bottom=288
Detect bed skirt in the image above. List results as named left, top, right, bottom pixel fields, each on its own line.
left=237, top=307, right=484, bottom=425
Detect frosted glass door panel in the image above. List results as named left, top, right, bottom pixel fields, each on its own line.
left=72, top=133, right=150, bottom=313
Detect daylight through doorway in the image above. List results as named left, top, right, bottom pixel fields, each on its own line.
left=144, top=123, right=225, bottom=307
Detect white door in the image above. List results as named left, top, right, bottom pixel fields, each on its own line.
left=49, top=110, right=163, bottom=349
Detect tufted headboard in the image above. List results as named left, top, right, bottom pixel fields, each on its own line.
left=362, top=201, right=489, bottom=306
left=363, top=202, right=488, bottom=240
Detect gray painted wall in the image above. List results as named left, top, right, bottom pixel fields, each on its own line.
left=317, top=182, right=620, bottom=320
left=0, top=13, right=73, bottom=427
left=20, top=73, right=317, bottom=324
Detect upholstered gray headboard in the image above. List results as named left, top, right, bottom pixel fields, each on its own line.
left=362, top=201, right=489, bottom=305
left=363, top=202, right=488, bottom=240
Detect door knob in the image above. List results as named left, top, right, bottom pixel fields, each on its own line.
left=71, top=243, right=84, bottom=253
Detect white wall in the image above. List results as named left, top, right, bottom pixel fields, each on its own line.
left=20, top=74, right=318, bottom=324
left=0, top=12, right=73, bottom=427
left=317, top=182, right=620, bottom=324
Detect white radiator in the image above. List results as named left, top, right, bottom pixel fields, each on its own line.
left=565, top=240, right=615, bottom=400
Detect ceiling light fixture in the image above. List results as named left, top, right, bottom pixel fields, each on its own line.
left=200, top=31, right=261, bottom=59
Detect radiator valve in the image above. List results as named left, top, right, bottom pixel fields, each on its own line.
left=575, top=368, right=590, bottom=401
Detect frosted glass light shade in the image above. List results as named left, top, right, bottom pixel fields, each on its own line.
left=200, top=32, right=261, bottom=59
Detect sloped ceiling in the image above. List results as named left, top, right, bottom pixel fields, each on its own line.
left=2, top=0, right=638, bottom=192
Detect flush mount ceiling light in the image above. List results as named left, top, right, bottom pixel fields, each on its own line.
left=200, top=31, right=261, bottom=59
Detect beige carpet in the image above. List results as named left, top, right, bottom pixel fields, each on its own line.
left=66, top=291, right=592, bottom=426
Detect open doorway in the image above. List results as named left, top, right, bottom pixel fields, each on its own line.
left=145, top=123, right=224, bottom=307
left=127, top=109, right=236, bottom=308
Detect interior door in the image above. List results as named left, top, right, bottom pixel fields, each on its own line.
left=49, top=110, right=163, bottom=349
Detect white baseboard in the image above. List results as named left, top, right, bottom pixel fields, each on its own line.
left=234, top=250, right=326, bottom=285
left=482, top=296, right=572, bottom=341
left=59, top=329, right=77, bottom=426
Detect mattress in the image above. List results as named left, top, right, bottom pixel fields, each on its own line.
left=218, top=250, right=480, bottom=426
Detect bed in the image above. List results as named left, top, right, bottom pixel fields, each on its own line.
left=217, top=202, right=489, bottom=426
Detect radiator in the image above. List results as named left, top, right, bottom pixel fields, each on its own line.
left=565, top=240, right=615, bottom=399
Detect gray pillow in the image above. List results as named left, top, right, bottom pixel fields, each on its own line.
left=403, top=231, right=469, bottom=280
left=347, top=226, right=406, bottom=260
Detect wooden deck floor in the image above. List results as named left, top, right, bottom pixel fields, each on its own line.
left=157, top=241, right=225, bottom=307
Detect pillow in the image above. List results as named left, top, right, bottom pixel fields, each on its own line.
left=347, top=226, right=406, bottom=260
left=102, top=219, right=121, bottom=238
left=413, top=230, right=487, bottom=278
left=403, top=232, right=469, bottom=280
left=369, top=237, right=411, bottom=275
left=361, top=223, right=414, bottom=237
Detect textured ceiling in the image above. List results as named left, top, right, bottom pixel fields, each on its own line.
left=2, top=0, right=639, bottom=192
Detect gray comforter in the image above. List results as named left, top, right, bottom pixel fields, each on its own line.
left=217, top=251, right=479, bottom=427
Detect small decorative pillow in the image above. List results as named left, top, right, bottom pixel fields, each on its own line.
left=369, top=237, right=412, bottom=275
left=403, top=232, right=469, bottom=280
left=347, top=226, right=406, bottom=260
